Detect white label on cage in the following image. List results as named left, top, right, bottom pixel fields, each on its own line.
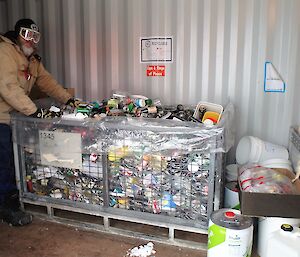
left=39, top=130, right=82, bottom=169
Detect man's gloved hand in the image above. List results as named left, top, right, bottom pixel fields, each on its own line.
left=66, top=98, right=84, bottom=108
left=30, top=108, right=62, bottom=119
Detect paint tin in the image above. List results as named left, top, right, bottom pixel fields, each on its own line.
left=207, top=209, right=253, bottom=257
left=134, top=98, right=146, bottom=107
left=224, top=182, right=240, bottom=210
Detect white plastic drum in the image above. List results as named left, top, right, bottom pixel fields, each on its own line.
left=208, top=209, right=253, bottom=257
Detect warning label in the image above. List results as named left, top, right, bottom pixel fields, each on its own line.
left=146, top=65, right=165, bottom=76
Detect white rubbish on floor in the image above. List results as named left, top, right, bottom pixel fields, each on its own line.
left=126, top=242, right=156, bottom=257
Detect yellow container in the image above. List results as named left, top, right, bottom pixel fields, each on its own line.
left=202, top=111, right=220, bottom=124
left=193, top=101, right=223, bottom=124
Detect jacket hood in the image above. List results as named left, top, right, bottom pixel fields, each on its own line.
left=0, top=31, right=17, bottom=45
left=3, top=30, right=18, bottom=43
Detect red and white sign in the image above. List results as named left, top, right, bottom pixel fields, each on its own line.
left=146, top=65, right=165, bottom=76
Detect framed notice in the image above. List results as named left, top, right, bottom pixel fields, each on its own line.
left=140, top=37, right=173, bottom=63
left=39, top=130, right=82, bottom=169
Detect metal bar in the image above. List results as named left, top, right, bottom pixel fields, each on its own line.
left=102, top=152, right=109, bottom=207
left=47, top=205, right=54, bottom=216
left=168, top=227, right=175, bottom=241
left=103, top=216, right=110, bottom=230
left=33, top=213, right=208, bottom=251
left=13, top=142, right=22, bottom=193
left=207, top=137, right=216, bottom=216
left=21, top=197, right=208, bottom=234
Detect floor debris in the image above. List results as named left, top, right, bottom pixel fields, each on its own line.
left=126, top=242, right=156, bottom=257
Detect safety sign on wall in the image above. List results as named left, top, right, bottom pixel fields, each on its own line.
left=146, top=65, right=165, bottom=76
left=140, top=37, right=173, bottom=63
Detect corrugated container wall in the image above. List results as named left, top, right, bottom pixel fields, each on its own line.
left=1, top=0, right=300, bottom=161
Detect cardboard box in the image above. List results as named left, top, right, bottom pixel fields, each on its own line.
left=239, top=168, right=300, bottom=218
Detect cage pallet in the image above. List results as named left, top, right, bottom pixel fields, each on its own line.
left=21, top=194, right=208, bottom=250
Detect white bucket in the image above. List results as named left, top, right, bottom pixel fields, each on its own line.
left=257, top=217, right=300, bottom=257
left=225, top=164, right=238, bottom=182
left=224, top=182, right=240, bottom=209
left=265, top=224, right=300, bottom=257
left=259, top=158, right=293, bottom=171
left=236, top=136, right=289, bottom=165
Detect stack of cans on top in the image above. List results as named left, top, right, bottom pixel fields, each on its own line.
left=66, top=93, right=199, bottom=123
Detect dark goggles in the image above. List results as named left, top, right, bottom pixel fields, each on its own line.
left=19, top=27, right=41, bottom=44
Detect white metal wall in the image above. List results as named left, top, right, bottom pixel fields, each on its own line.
left=1, top=0, right=300, bottom=160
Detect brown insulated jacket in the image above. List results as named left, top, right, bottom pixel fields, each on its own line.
left=0, top=35, right=72, bottom=124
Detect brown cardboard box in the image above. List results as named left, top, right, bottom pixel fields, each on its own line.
left=239, top=168, right=300, bottom=218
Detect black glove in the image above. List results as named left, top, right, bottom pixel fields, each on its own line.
left=66, top=98, right=83, bottom=108
left=30, top=108, right=62, bottom=119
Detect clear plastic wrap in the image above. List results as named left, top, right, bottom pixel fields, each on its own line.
left=10, top=98, right=234, bottom=228
left=11, top=98, right=235, bottom=154
left=239, top=164, right=297, bottom=194
left=289, top=126, right=300, bottom=181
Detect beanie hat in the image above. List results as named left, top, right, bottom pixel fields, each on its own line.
left=14, top=18, right=39, bottom=34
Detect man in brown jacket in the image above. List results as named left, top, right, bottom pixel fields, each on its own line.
left=0, top=18, right=79, bottom=226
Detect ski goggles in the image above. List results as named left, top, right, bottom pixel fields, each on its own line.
left=19, top=27, right=41, bottom=44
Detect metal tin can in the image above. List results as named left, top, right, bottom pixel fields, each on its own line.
left=207, top=209, right=253, bottom=257
left=134, top=98, right=146, bottom=107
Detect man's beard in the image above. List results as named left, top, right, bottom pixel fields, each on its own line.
left=20, top=44, right=35, bottom=57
